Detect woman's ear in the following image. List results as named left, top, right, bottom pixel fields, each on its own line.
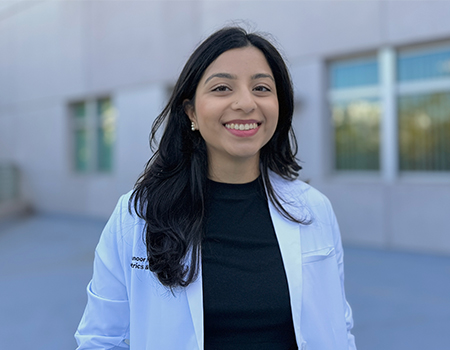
left=183, top=99, right=196, bottom=122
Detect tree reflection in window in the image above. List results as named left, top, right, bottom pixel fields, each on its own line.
left=332, top=99, right=381, bottom=170
left=399, top=92, right=450, bottom=171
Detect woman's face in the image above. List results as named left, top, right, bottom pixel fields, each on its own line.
left=185, top=46, right=279, bottom=179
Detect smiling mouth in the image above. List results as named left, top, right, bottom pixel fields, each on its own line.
left=224, top=122, right=260, bottom=130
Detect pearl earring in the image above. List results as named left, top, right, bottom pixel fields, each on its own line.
left=191, top=122, right=196, bottom=131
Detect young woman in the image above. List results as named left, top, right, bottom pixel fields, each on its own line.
left=75, top=27, right=356, bottom=350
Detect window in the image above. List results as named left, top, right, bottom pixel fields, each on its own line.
left=397, top=46, right=450, bottom=171
left=328, top=43, right=450, bottom=175
left=328, top=57, right=381, bottom=171
left=70, top=98, right=116, bottom=173
left=397, top=46, right=450, bottom=82
left=0, top=163, right=19, bottom=202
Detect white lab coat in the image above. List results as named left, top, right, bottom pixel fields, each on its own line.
left=75, top=172, right=356, bottom=350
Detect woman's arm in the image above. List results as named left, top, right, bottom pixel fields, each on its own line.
left=325, top=195, right=357, bottom=350
left=75, top=195, right=131, bottom=349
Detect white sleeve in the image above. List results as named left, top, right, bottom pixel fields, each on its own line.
left=324, top=195, right=357, bottom=350
left=75, top=195, right=131, bottom=349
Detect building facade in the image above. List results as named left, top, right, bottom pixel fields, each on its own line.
left=1, top=0, right=449, bottom=254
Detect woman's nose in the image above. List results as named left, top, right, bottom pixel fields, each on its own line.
left=231, top=90, right=256, bottom=114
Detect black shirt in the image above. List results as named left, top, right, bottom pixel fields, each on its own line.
left=202, top=176, right=298, bottom=350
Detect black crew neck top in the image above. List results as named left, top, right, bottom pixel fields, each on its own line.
left=202, top=176, right=298, bottom=350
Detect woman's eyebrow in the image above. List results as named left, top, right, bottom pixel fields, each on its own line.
left=204, top=73, right=236, bottom=85
left=251, top=73, right=274, bottom=82
left=204, top=72, right=275, bottom=85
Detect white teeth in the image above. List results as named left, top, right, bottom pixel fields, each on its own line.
left=225, top=123, right=258, bottom=130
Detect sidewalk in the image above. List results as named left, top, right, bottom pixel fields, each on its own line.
left=0, top=214, right=105, bottom=350
left=345, top=245, right=450, bottom=349
left=0, top=214, right=449, bottom=349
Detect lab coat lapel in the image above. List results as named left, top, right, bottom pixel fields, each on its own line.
left=186, top=269, right=204, bottom=350
left=268, top=196, right=304, bottom=346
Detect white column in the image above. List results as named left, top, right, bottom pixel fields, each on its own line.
left=379, top=47, right=397, bottom=183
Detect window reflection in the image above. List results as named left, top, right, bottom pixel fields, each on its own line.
left=332, top=99, right=381, bottom=170
left=71, top=98, right=116, bottom=173
left=329, top=57, right=378, bottom=89
left=398, top=47, right=450, bottom=82
left=97, top=98, right=116, bottom=172
left=399, top=92, right=450, bottom=171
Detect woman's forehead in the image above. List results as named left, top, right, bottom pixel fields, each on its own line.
left=200, top=46, right=273, bottom=83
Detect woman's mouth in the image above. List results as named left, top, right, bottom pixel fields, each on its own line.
left=223, top=122, right=261, bottom=137
left=224, top=122, right=260, bottom=130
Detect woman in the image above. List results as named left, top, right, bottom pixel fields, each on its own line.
left=75, top=27, right=356, bottom=350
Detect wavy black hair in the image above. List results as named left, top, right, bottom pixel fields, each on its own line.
left=130, top=26, right=304, bottom=289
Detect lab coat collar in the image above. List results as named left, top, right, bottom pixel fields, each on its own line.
left=268, top=197, right=304, bottom=347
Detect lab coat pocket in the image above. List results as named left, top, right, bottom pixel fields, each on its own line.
left=302, top=246, right=335, bottom=264
left=301, top=246, right=348, bottom=349
left=75, top=281, right=130, bottom=349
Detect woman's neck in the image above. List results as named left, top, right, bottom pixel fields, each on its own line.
left=207, top=155, right=260, bottom=184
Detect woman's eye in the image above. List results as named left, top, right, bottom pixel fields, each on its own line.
left=254, top=85, right=271, bottom=92
left=212, top=85, right=230, bottom=92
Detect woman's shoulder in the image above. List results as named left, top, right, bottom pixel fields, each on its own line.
left=270, top=172, right=329, bottom=204
left=106, top=190, right=137, bottom=224
left=101, top=190, right=146, bottom=243
left=268, top=172, right=335, bottom=222
left=113, top=189, right=145, bottom=218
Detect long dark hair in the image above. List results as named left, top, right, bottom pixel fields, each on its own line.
left=130, top=26, right=304, bottom=289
